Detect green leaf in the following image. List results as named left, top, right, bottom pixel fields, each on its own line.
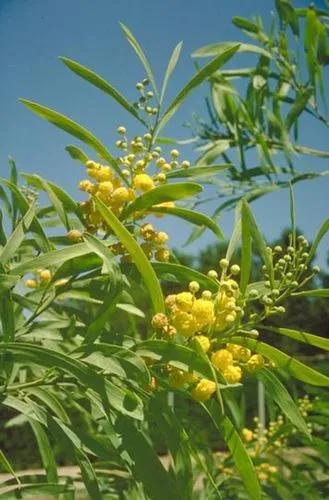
left=60, top=56, right=144, bottom=123
left=292, top=288, right=329, bottom=298
left=94, top=196, right=165, bottom=314
left=0, top=203, right=35, bottom=265
left=204, top=401, right=261, bottom=500
left=243, top=201, right=274, bottom=286
left=192, top=41, right=272, bottom=59
left=10, top=241, right=97, bottom=275
left=150, top=396, right=193, bottom=500
left=0, top=274, right=20, bottom=296
left=136, top=339, right=213, bottom=379
left=257, top=368, right=309, bottom=436
left=0, top=178, right=51, bottom=253
left=27, top=387, right=70, bottom=424
left=49, top=418, right=102, bottom=500
left=22, top=173, right=84, bottom=224
left=0, top=343, right=143, bottom=419
left=232, top=16, right=260, bottom=33
left=0, top=482, right=72, bottom=498
left=120, top=23, right=158, bottom=96
left=285, top=88, right=313, bottom=130
left=166, top=164, right=231, bottom=179
left=114, top=415, right=179, bottom=500
left=262, top=326, right=329, bottom=351
left=157, top=45, right=240, bottom=133
left=73, top=343, right=150, bottom=384
left=152, top=262, right=218, bottom=292
left=29, top=420, right=58, bottom=483
left=19, top=99, right=125, bottom=181
left=0, top=449, right=20, bottom=484
left=160, top=41, right=183, bottom=105
left=240, top=200, right=252, bottom=297
left=65, top=144, right=89, bottom=164
left=116, top=302, right=145, bottom=318
left=83, top=233, right=123, bottom=341
left=308, top=218, right=329, bottom=261
left=149, top=205, right=223, bottom=239
left=231, top=337, right=329, bottom=386
left=124, top=182, right=203, bottom=218
left=225, top=203, right=242, bottom=261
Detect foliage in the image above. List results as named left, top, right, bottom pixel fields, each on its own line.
left=188, top=0, right=329, bottom=238
left=0, top=6, right=329, bottom=499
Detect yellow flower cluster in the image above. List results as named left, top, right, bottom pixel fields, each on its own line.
left=149, top=253, right=278, bottom=401
left=77, top=127, right=191, bottom=261
left=25, top=269, right=68, bottom=289
left=25, top=268, right=52, bottom=288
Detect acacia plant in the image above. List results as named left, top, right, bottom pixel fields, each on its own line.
left=189, top=0, right=329, bottom=230
left=0, top=20, right=329, bottom=500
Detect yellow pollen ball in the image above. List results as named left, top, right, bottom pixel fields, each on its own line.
left=175, top=292, right=194, bottom=312
left=246, top=354, right=265, bottom=372
left=154, top=231, right=169, bottom=245
left=67, top=229, right=82, bottom=242
left=242, top=428, right=254, bottom=442
left=111, top=187, right=130, bottom=205
left=223, top=365, right=242, bottom=384
left=191, top=379, right=216, bottom=402
left=151, top=313, right=169, bottom=330
left=171, top=311, right=198, bottom=337
left=133, top=174, right=154, bottom=192
left=191, top=299, right=215, bottom=328
left=211, top=349, right=233, bottom=372
left=39, top=269, right=51, bottom=282
left=189, top=281, right=200, bottom=293
left=155, top=248, right=170, bottom=262
left=79, top=180, right=94, bottom=193
left=97, top=181, right=113, bottom=195
left=25, top=279, right=37, bottom=289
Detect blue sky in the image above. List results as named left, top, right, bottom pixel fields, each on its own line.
left=0, top=0, right=328, bottom=266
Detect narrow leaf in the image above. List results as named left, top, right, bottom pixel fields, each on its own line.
left=94, top=196, right=165, bottom=313
left=157, top=45, right=240, bottom=132
left=60, top=57, right=143, bottom=122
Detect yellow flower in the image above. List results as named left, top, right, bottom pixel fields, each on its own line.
left=246, top=354, right=265, bottom=373
left=175, top=292, right=194, bottom=312
left=25, top=279, right=37, bottom=289
left=111, top=187, right=130, bottom=205
left=211, top=349, right=233, bottom=372
left=194, top=335, right=210, bottom=353
left=151, top=313, right=169, bottom=330
left=223, top=365, right=242, bottom=384
left=165, top=294, right=176, bottom=309
left=227, top=343, right=251, bottom=362
left=97, top=181, right=114, bottom=195
left=154, top=231, right=169, bottom=245
left=39, top=269, right=52, bottom=282
left=188, top=281, right=200, bottom=293
left=88, top=165, right=113, bottom=182
left=191, top=379, right=216, bottom=402
left=79, top=180, right=95, bottom=193
left=172, top=311, right=198, bottom=337
left=242, top=428, right=254, bottom=442
left=133, top=173, right=154, bottom=192
left=140, top=223, right=155, bottom=240
left=67, top=229, right=82, bottom=242
left=192, top=299, right=215, bottom=329
left=155, top=248, right=170, bottom=262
